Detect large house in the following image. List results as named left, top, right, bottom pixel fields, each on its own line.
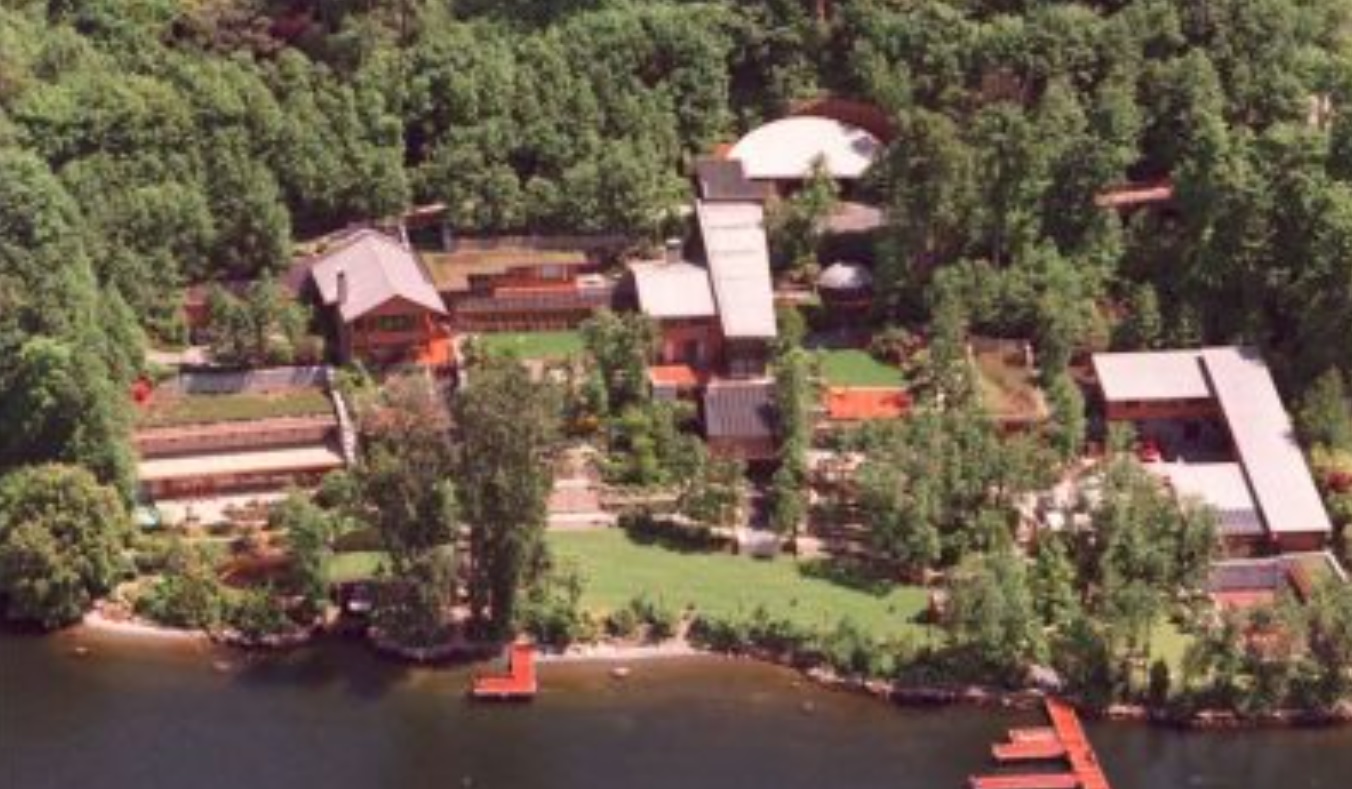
left=301, top=229, right=452, bottom=368
left=628, top=171, right=780, bottom=459
left=1091, top=346, right=1333, bottom=554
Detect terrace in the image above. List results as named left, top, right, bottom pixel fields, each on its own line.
left=135, top=388, right=334, bottom=429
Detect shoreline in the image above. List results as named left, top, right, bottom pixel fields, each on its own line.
left=538, top=639, right=703, bottom=663
left=78, top=610, right=210, bottom=643
left=48, top=613, right=1352, bottom=729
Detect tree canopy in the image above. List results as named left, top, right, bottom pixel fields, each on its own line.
left=0, top=464, right=131, bottom=628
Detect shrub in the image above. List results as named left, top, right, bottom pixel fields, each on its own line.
left=516, top=559, right=589, bottom=648
left=605, top=606, right=640, bottom=639
left=620, top=510, right=723, bottom=552
left=689, top=612, right=751, bottom=652
left=817, top=618, right=878, bottom=677
left=225, top=587, right=294, bottom=641
left=135, top=545, right=226, bottom=631
left=628, top=594, right=679, bottom=641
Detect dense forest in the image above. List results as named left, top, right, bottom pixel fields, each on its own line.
left=1, top=0, right=1350, bottom=495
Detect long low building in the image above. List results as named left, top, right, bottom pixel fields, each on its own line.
left=1092, top=346, right=1333, bottom=553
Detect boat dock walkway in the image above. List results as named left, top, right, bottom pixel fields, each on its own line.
left=968, top=699, right=1112, bottom=789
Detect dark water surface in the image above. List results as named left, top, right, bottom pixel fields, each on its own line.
left=2, top=631, right=1349, bottom=789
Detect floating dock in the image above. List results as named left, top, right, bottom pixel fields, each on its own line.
left=471, top=643, right=538, bottom=701
left=969, top=699, right=1112, bottom=789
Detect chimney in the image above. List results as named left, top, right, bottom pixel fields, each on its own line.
left=664, top=237, right=682, bottom=265
left=336, top=270, right=348, bottom=306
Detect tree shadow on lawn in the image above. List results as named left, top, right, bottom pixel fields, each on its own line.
left=796, top=557, right=896, bottom=597
left=620, top=517, right=734, bottom=555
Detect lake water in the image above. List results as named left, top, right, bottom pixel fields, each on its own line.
left=2, top=630, right=1350, bottom=789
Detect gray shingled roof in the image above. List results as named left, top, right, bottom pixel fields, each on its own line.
left=696, top=201, right=777, bottom=340
left=309, top=230, right=447, bottom=322
left=695, top=158, right=771, bottom=202
left=629, top=260, right=716, bottom=319
left=703, top=379, right=776, bottom=439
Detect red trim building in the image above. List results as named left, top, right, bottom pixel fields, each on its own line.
left=301, top=229, right=452, bottom=369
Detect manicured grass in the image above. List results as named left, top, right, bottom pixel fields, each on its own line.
left=548, top=529, right=929, bottom=639
left=479, top=330, right=585, bottom=360
left=816, top=349, right=905, bottom=387
left=136, top=389, right=333, bottom=428
left=327, top=551, right=388, bottom=584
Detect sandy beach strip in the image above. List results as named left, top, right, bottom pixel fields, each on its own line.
left=537, top=639, right=704, bottom=664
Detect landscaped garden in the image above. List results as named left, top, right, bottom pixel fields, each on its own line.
left=547, top=529, right=929, bottom=640
left=135, top=389, right=334, bottom=428
left=971, top=340, right=1048, bottom=423
left=479, top=330, right=586, bottom=360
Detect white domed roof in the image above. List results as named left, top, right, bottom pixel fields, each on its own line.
left=728, top=117, right=882, bottom=181
left=817, top=262, right=873, bottom=291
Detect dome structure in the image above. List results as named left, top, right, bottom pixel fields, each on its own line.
left=817, top=261, right=874, bottom=292
left=727, top=117, right=882, bottom=181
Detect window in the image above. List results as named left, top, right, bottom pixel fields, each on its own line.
left=374, top=315, right=415, bottom=333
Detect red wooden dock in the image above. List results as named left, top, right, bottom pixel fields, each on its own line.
left=968, top=699, right=1112, bottom=789
left=970, top=775, right=1079, bottom=789
left=471, top=643, right=538, bottom=701
left=992, top=740, right=1068, bottom=762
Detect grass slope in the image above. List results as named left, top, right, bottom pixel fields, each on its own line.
left=548, top=529, right=928, bottom=639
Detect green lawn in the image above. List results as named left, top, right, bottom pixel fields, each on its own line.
left=816, top=349, right=905, bottom=387
left=548, top=530, right=929, bottom=639
left=137, top=389, right=333, bottom=428
left=326, top=551, right=388, bottom=584
left=479, top=330, right=585, bottom=360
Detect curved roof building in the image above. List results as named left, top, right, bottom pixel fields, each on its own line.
left=727, top=116, right=882, bottom=181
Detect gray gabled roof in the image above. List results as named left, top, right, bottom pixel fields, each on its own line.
left=694, top=158, right=771, bottom=202
left=308, top=229, right=447, bottom=322
left=629, top=260, right=716, bottom=319
left=695, top=200, right=777, bottom=340
left=703, top=379, right=776, bottom=439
